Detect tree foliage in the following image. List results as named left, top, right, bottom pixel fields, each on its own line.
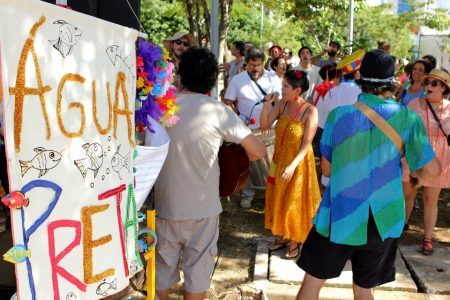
left=140, top=0, right=188, bottom=45
left=140, top=0, right=449, bottom=60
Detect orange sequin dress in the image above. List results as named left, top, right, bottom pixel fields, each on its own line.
left=265, top=116, right=321, bottom=243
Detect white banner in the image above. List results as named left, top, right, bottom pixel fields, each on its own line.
left=0, top=0, right=140, bottom=299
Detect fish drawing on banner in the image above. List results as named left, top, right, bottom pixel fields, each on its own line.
left=19, top=147, right=62, bottom=177
left=49, top=20, right=82, bottom=58
left=3, top=245, right=31, bottom=264
left=1, top=191, right=29, bottom=209
left=111, top=145, right=130, bottom=180
left=74, top=143, right=104, bottom=178
left=106, top=45, right=135, bottom=79
left=65, top=292, right=77, bottom=300
left=96, top=278, right=117, bottom=296
left=129, top=260, right=139, bottom=273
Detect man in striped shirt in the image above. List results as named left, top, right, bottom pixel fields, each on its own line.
left=296, top=49, right=441, bottom=300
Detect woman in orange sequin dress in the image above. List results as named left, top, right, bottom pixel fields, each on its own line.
left=260, top=70, right=321, bottom=258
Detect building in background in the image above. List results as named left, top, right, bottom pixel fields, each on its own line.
left=366, top=0, right=449, bottom=70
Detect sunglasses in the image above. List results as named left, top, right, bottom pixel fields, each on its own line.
left=174, top=39, right=189, bottom=47
left=424, top=79, right=442, bottom=87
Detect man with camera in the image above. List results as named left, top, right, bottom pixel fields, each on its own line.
left=224, top=47, right=281, bottom=208
left=312, top=41, right=341, bottom=68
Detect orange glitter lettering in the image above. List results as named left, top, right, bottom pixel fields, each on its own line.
left=82, top=205, right=115, bottom=284
left=92, top=80, right=112, bottom=135
left=9, top=16, right=52, bottom=152
left=57, top=74, right=86, bottom=138
left=113, top=72, right=135, bottom=147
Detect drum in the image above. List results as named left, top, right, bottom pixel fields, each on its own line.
left=249, top=130, right=275, bottom=189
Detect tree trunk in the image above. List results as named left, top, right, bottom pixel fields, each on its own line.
left=184, top=0, right=198, bottom=40
left=218, top=0, right=232, bottom=64
left=195, top=0, right=202, bottom=44
left=201, top=0, right=211, bottom=45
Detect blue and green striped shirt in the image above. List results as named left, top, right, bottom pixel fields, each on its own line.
left=314, top=93, right=435, bottom=246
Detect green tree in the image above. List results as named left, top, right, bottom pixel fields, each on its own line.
left=140, top=0, right=188, bottom=46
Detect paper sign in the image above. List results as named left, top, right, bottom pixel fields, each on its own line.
left=0, top=0, right=140, bottom=299
left=135, top=117, right=170, bottom=210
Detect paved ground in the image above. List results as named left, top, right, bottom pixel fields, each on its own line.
left=1, top=184, right=449, bottom=300
left=252, top=238, right=450, bottom=299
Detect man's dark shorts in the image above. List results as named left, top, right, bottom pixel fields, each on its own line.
left=297, top=212, right=398, bottom=288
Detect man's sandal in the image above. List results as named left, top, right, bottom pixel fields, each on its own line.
left=421, top=238, right=433, bottom=256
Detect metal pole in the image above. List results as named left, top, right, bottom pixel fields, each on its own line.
left=210, top=0, right=219, bottom=100
left=211, top=0, right=219, bottom=58
left=260, top=5, right=264, bottom=49
left=348, top=0, right=354, bottom=54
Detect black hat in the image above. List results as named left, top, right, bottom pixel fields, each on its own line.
left=359, top=49, right=395, bottom=84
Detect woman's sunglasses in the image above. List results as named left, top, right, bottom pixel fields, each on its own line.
left=424, top=79, right=442, bottom=87
left=174, top=39, right=189, bottom=47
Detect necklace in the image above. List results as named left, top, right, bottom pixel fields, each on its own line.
left=425, top=98, right=443, bottom=148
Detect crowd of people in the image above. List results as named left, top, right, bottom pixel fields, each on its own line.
left=0, top=30, right=448, bottom=300
left=153, top=31, right=448, bottom=300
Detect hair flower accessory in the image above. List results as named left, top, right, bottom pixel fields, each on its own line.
left=135, top=38, right=179, bottom=141
left=295, top=70, right=303, bottom=79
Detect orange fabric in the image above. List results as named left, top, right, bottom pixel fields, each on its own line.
left=265, top=116, right=321, bottom=243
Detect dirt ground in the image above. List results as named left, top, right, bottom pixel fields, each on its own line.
left=1, top=185, right=448, bottom=299
left=203, top=187, right=450, bottom=299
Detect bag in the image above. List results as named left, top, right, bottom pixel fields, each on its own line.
left=218, top=143, right=250, bottom=197
left=425, top=99, right=450, bottom=147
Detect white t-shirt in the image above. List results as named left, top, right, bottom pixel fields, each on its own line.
left=317, top=81, right=361, bottom=128
left=225, top=70, right=281, bottom=129
left=288, top=56, right=300, bottom=68
left=294, top=64, right=323, bottom=101
left=154, top=93, right=251, bottom=220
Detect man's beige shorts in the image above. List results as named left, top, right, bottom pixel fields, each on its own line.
left=155, top=215, right=219, bottom=293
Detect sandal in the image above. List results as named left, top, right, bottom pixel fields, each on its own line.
left=285, top=244, right=299, bottom=259
left=421, top=238, right=433, bottom=256
left=268, top=239, right=289, bottom=251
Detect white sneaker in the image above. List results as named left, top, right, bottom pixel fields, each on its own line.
left=240, top=197, right=253, bottom=208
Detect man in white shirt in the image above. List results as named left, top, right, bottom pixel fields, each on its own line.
left=294, top=46, right=323, bottom=102
left=224, top=47, right=281, bottom=207
left=317, top=52, right=363, bottom=187
left=283, top=48, right=300, bottom=68
left=224, top=48, right=281, bottom=130
left=317, top=50, right=365, bottom=129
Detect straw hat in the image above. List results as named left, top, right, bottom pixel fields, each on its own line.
left=163, top=31, right=198, bottom=53
left=422, top=69, right=450, bottom=89
left=337, top=49, right=365, bottom=75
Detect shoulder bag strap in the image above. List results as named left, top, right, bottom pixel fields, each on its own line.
left=354, top=101, right=404, bottom=156
left=247, top=71, right=267, bottom=96
left=425, top=99, right=447, bottom=137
